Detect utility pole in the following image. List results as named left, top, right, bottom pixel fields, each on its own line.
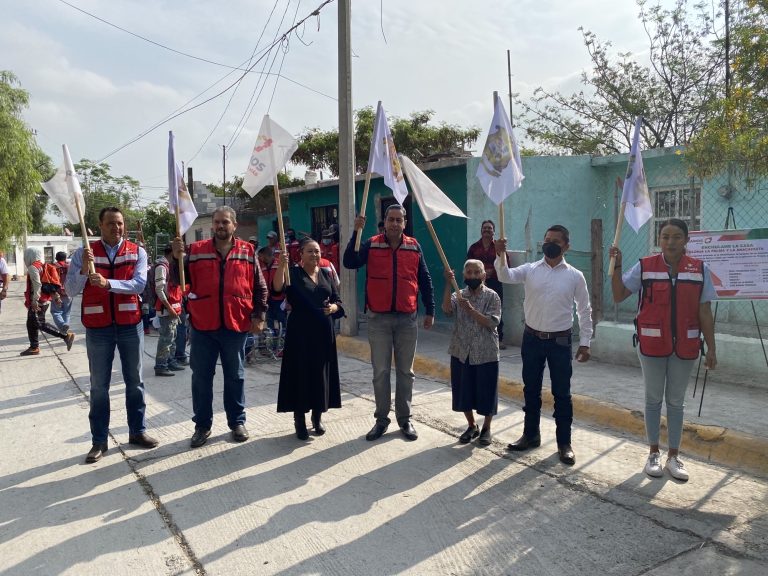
left=222, top=144, right=227, bottom=206
left=338, top=0, right=357, bottom=336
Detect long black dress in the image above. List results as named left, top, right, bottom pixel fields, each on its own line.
left=277, top=266, right=344, bottom=413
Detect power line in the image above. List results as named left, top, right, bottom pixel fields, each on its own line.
left=93, top=0, right=335, bottom=164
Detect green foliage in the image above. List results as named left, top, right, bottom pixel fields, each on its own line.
left=292, top=107, right=480, bottom=176
left=136, top=201, right=177, bottom=258
left=516, top=0, right=725, bottom=155
left=204, top=172, right=304, bottom=216
left=0, top=71, right=53, bottom=247
left=687, top=0, right=768, bottom=178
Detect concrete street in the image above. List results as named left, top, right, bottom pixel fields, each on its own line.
left=1, top=281, right=766, bottom=576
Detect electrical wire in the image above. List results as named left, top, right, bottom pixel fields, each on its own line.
left=93, top=0, right=335, bottom=164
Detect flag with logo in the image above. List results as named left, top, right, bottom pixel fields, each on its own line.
left=168, top=131, right=198, bottom=235
left=368, top=102, right=408, bottom=205
left=400, top=155, right=466, bottom=221
left=241, top=115, right=298, bottom=197
left=621, top=117, right=653, bottom=232
left=476, top=94, right=524, bottom=205
left=41, top=145, right=86, bottom=226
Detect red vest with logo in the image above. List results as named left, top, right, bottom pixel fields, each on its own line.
left=187, top=239, right=255, bottom=332
left=25, top=261, right=52, bottom=307
left=154, top=259, right=183, bottom=313
left=366, top=233, right=420, bottom=314
left=320, top=241, right=339, bottom=274
left=636, top=253, right=704, bottom=359
left=81, top=241, right=142, bottom=328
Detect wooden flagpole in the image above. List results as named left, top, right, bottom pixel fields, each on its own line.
left=273, top=175, right=291, bottom=286
left=402, top=168, right=461, bottom=294
left=608, top=201, right=626, bottom=277
left=354, top=171, right=373, bottom=251
left=75, top=193, right=95, bottom=274
left=174, top=205, right=186, bottom=288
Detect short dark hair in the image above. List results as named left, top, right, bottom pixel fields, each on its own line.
left=545, top=224, right=570, bottom=244
left=163, top=245, right=173, bottom=256
left=299, top=237, right=319, bottom=251
left=55, top=251, right=67, bottom=262
left=481, top=220, right=495, bottom=230
left=377, top=220, right=384, bottom=228
left=257, top=246, right=272, bottom=256
left=658, top=218, right=689, bottom=238
left=384, top=204, right=406, bottom=218
left=98, top=207, right=123, bottom=222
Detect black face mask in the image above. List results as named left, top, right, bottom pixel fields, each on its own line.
left=542, top=242, right=563, bottom=259
left=464, top=278, right=482, bottom=290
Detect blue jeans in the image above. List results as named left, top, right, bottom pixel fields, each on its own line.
left=368, top=312, right=418, bottom=426
left=190, top=326, right=248, bottom=430
left=175, top=311, right=189, bottom=362
left=154, top=315, right=179, bottom=370
left=50, top=296, right=73, bottom=332
left=638, top=351, right=695, bottom=450
left=520, top=331, right=573, bottom=445
left=266, top=300, right=286, bottom=336
left=86, top=322, right=147, bottom=443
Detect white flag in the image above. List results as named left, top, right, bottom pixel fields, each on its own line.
left=621, top=117, right=653, bottom=232
left=476, top=94, right=524, bottom=205
left=368, top=102, right=408, bottom=205
left=400, top=155, right=466, bottom=221
left=241, top=115, right=298, bottom=197
left=168, top=131, right=198, bottom=235
left=41, top=145, right=86, bottom=226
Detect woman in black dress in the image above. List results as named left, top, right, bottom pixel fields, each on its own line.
left=273, top=239, right=344, bottom=439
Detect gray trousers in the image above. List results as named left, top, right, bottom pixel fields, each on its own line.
left=368, top=312, right=418, bottom=427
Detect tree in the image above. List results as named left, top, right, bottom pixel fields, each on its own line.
left=136, top=201, right=177, bottom=259
left=515, top=0, right=725, bottom=155
left=686, top=0, right=768, bottom=179
left=292, top=107, right=481, bottom=176
left=204, top=172, right=304, bottom=216
left=0, top=71, right=53, bottom=247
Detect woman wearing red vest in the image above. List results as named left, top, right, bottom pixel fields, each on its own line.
left=611, top=218, right=717, bottom=481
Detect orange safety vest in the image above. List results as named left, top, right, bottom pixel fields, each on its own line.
left=25, top=261, right=52, bottom=307
left=320, top=241, right=339, bottom=273
left=153, top=259, right=183, bottom=313
left=366, top=233, right=420, bottom=314
left=636, top=253, right=704, bottom=359
left=81, top=240, right=142, bottom=328
left=260, top=261, right=285, bottom=302
left=186, top=239, right=256, bottom=332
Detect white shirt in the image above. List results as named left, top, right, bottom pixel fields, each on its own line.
left=495, top=256, right=593, bottom=346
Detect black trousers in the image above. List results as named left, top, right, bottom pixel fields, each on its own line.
left=485, top=277, right=504, bottom=341
left=26, top=303, right=67, bottom=348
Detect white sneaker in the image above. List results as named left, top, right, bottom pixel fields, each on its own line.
left=665, top=455, right=690, bottom=481
left=644, top=451, right=663, bottom=477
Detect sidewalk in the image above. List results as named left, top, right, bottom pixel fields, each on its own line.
left=1, top=280, right=767, bottom=575
left=338, top=319, right=768, bottom=477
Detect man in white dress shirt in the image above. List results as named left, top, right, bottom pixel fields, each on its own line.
left=494, top=224, right=592, bottom=465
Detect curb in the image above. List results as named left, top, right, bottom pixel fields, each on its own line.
left=336, top=335, right=768, bottom=477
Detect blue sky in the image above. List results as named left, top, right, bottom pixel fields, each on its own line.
left=3, top=0, right=660, bottom=208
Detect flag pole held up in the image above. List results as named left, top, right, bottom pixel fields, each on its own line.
left=356, top=101, right=409, bottom=251
left=608, top=117, right=653, bottom=276
left=62, top=145, right=95, bottom=274
left=273, top=175, right=290, bottom=287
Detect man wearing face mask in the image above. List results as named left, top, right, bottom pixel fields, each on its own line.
left=320, top=224, right=340, bottom=273
left=494, top=225, right=592, bottom=465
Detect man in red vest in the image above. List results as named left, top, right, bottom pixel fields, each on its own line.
left=344, top=204, right=435, bottom=442
left=173, top=206, right=268, bottom=448
left=66, top=207, right=158, bottom=463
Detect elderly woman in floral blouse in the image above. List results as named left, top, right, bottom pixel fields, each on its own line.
left=442, top=259, right=501, bottom=446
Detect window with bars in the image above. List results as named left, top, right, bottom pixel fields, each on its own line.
left=651, top=185, right=701, bottom=247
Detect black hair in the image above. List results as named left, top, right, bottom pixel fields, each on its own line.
left=258, top=246, right=272, bottom=256
left=299, top=237, right=319, bottom=251
left=658, top=218, right=689, bottom=238
left=545, top=224, right=570, bottom=244
left=384, top=204, right=406, bottom=218
left=163, top=245, right=173, bottom=256
left=481, top=220, right=495, bottom=230
left=377, top=220, right=384, bottom=228
left=98, top=206, right=123, bottom=222
left=55, top=251, right=67, bottom=261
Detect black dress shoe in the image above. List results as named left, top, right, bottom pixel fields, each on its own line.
left=232, top=424, right=249, bottom=442
left=311, top=412, right=326, bottom=436
left=128, top=433, right=159, bottom=448
left=558, top=443, right=575, bottom=465
left=190, top=428, right=211, bottom=448
left=459, top=424, right=479, bottom=444
left=401, top=421, right=418, bottom=441
left=506, top=433, right=542, bottom=452
left=85, top=442, right=108, bottom=463
left=365, top=422, right=388, bottom=441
